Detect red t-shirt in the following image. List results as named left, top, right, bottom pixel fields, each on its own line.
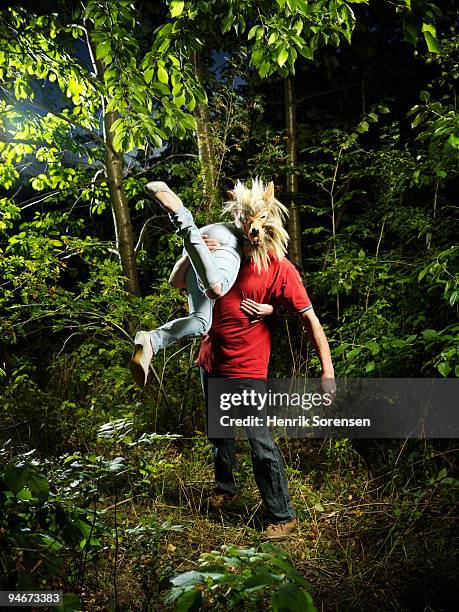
left=197, top=255, right=313, bottom=378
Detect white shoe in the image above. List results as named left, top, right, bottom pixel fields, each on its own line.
left=130, top=331, right=153, bottom=386
left=145, top=181, right=184, bottom=211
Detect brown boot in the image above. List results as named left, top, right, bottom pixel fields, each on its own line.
left=207, top=493, right=237, bottom=510
left=263, top=518, right=297, bottom=541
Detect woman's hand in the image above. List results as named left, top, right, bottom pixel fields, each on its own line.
left=202, top=234, right=221, bottom=252
left=240, top=298, right=274, bottom=322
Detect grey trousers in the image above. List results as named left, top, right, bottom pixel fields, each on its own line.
left=201, top=369, right=296, bottom=524
left=149, top=206, right=241, bottom=353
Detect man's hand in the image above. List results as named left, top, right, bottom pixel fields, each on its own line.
left=321, top=374, right=337, bottom=402
left=240, top=298, right=274, bottom=322
left=202, top=234, right=221, bottom=252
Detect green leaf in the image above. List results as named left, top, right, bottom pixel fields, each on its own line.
left=16, top=487, right=33, bottom=500
left=366, top=341, right=380, bottom=355
left=248, top=26, right=259, bottom=40
left=419, top=90, right=430, bottom=102
left=187, top=94, right=196, bottom=111
left=334, top=344, right=348, bottom=357
left=259, top=61, right=271, bottom=78
left=181, top=113, right=197, bottom=130
left=38, top=533, right=63, bottom=552
left=3, top=465, right=29, bottom=494
left=421, top=329, right=438, bottom=340
left=158, top=38, right=171, bottom=53
left=175, top=92, right=186, bottom=106
left=170, top=1, right=185, bottom=18
left=298, top=46, right=313, bottom=60
left=144, top=67, right=154, bottom=84
left=356, top=120, right=369, bottom=133
left=171, top=571, right=204, bottom=587
left=74, top=518, right=92, bottom=539
left=27, top=469, right=50, bottom=499
left=174, top=589, right=202, bottom=612
left=222, top=14, right=233, bottom=34
left=267, top=556, right=309, bottom=588
left=423, top=30, right=440, bottom=53
left=252, top=46, right=264, bottom=65
left=411, top=111, right=427, bottom=128
left=277, top=45, right=289, bottom=67
left=242, top=572, right=278, bottom=592
left=296, top=0, right=309, bottom=13
left=157, top=66, right=169, bottom=85
left=272, top=583, right=316, bottom=612
left=437, top=362, right=451, bottom=377
left=3, top=465, right=49, bottom=500
left=402, top=20, right=418, bottom=45
left=107, top=456, right=126, bottom=472
left=421, top=22, right=436, bottom=37
left=96, top=41, right=111, bottom=60
left=447, top=133, right=459, bottom=149
left=112, top=130, right=124, bottom=152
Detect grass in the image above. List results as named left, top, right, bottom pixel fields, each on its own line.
left=78, top=436, right=457, bottom=611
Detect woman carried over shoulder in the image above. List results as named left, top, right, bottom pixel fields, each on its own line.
left=130, top=178, right=288, bottom=386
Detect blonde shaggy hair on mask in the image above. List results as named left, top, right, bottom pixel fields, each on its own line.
left=222, top=178, right=289, bottom=273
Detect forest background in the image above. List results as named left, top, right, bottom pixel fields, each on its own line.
left=0, top=0, right=457, bottom=610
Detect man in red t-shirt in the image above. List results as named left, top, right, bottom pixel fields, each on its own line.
left=171, top=240, right=335, bottom=540
left=197, top=252, right=315, bottom=379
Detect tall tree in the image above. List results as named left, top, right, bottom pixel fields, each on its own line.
left=246, top=0, right=367, bottom=265
left=284, top=75, right=302, bottom=266
left=191, top=52, right=218, bottom=211
left=0, top=0, right=205, bottom=295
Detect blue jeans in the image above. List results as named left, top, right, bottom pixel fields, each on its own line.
left=201, top=369, right=296, bottom=524
left=149, top=207, right=241, bottom=353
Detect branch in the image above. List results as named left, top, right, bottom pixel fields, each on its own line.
left=296, top=83, right=360, bottom=105
left=17, top=154, right=199, bottom=211
left=134, top=216, right=155, bottom=254
left=18, top=177, right=108, bottom=210
left=125, top=153, right=199, bottom=179
left=28, top=100, right=109, bottom=153
left=0, top=135, right=53, bottom=147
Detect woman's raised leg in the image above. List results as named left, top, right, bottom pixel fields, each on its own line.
left=149, top=264, right=214, bottom=353
left=146, top=182, right=240, bottom=298
left=130, top=183, right=241, bottom=386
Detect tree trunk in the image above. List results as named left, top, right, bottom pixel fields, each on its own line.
left=284, top=76, right=303, bottom=267
left=86, top=30, right=140, bottom=296
left=103, top=111, right=141, bottom=297
left=192, top=52, right=218, bottom=213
